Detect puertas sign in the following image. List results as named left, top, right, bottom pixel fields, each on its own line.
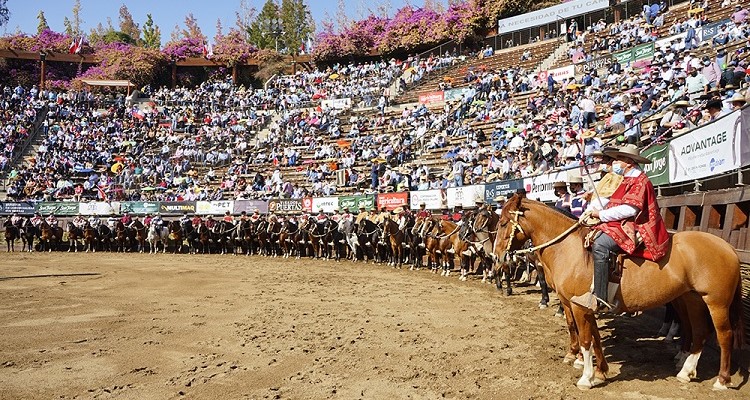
left=497, top=0, right=609, bottom=33
left=668, top=110, right=743, bottom=184
left=641, top=143, right=670, bottom=186
left=268, top=198, right=303, bottom=214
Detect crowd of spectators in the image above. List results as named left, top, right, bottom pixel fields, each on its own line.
left=0, top=85, right=45, bottom=173
left=2, top=0, right=749, bottom=204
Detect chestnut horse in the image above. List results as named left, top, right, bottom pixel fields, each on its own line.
left=66, top=222, right=82, bottom=252
left=4, top=219, right=19, bottom=252
left=381, top=218, right=406, bottom=267
left=492, top=195, right=743, bottom=390
left=39, top=221, right=63, bottom=252
left=83, top=224, right=98, bottom=252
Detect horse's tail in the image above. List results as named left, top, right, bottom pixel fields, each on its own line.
left=729, top=278, right=745, bottom=350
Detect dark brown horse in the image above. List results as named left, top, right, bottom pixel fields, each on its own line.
left=83, top=224, right=98, bottom=252
left=3, top=219, right=19, bottom=252
left=168, top=220, right=185, bottom=254
left=39, top=221, right=63, bottom=252
left=492, top=195, right=743, bottom=390
left=114, top=221, right=130, bottom=252
left=66, top=222, right=82, bottom=252
left=278, top=219, right=298, bottom=258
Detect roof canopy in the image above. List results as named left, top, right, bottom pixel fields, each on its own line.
left=79, top=79, right=135, bottom=87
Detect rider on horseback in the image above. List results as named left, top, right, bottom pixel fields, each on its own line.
left=31, top=212, right=44, bottom=227
left=11, top=212, right=23, bottom=227
left=205, top=215, right=216, bottom=229
left=223, top=211, right=234, bottom=224
left=72, top=214, right=87, bottom=230
left=341, top=207, right=353, bottom=222
left=416, top=202, right=431, bottom=218
left=45, top=213, right=58, bottom=228
left=179, top=212, right=191, bottom=227
left=191, top=214, right=203, bottom=228
left=121, top=212, right=132, bottom=226
left=250, top=209, right=262, bottom=223
left=571, top=145, right=670, bottom=313
left=127, top=215, right=142, bottom=229
left=151, top=213, right=164, bottom=229
left=88, top=214, right=101, bottom=229
left=396, top=207, right=412, bottom=230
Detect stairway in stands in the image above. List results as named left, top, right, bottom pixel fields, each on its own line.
left=0, top=105, right=48, bottom=201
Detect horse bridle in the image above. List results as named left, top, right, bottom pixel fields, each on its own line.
left=501, top=209, right=582, bottom=259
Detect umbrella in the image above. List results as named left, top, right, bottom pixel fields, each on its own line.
left=626, top=87, right=645, bottom=94
left=141, top=187, right=156, bottom=192
left=329, top=73, right=340, bottom=80
left=404, top=67, right=416, bottom=73
left=372, top=158, right=387, bottom=164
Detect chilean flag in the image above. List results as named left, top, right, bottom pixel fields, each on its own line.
left=202, top=42, right=213, bottom=58
left=69, top=36, right=83, bottom=54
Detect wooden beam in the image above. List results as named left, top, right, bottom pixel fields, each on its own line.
left=0, top=49, right=97, bottom=63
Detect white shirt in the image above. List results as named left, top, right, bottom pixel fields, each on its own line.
left=598, top=169, right=641, bottom=222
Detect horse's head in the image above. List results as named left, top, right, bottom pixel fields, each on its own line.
left=492, top=194, right=531, bottom=263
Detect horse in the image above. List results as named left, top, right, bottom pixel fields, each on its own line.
left=336, top=218, right=357, bottom=261
left=210, top=220, right=234, bottom=255
left=39, top=221, right=63, bottom=252
left=20, top=218, right=37, bottom=252
left=381, top=218, right=407, bottom=268
left=356, top=219, right=381, bottom=263
left=279, top=219, right=299, bottom=258
left=130, top=221, right=147, bottom=253
left=148, top=223, right=169, bottom=254
left=196, top=223, right=212, bottom=254
left=3, top=219, right=19, bottom=252
left=168, top=220, right=187, bottom=254
left=492, top=194, right=744, bottom=390
left=66, top=222, right=83, bottom=252
left=295, top=218, right=314, bottom=258
left=428, top=219, right=468, bottom=276
left=460, top=208, right=499, bottom=283
left=113, top=221, right=130, bottom=252
left=409, top=216, right=429, bottom=270
left=234, top=219, right=254, bottom=256
left=83, top=224, right=98, bottom=252
left=301, top=218, right=329, bottom=259
left=97, top=224, right=112, bottom=252
left=420, top=217, right=442, bottom=271
left=265, top=218, right=282, bottom=257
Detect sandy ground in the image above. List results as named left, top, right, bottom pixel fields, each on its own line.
left=0, top=252, right=747, bottom=400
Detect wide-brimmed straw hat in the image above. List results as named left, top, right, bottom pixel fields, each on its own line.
left=727, top=92, right=747, bottom=104
left=552, top=181, right=567, bottom=188
left=603, top=144, right=652, bottom=164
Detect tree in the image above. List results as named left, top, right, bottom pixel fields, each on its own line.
left=181, top=13, right=206, bottom=40
left=71, top=0, right=83, bottom=37
left=0, top=0, right=9, bottom=28
left=335, top=0, right=348, bottom=32
left=247, top=0, right=280, bottom=50
left=280, top=0, right=314, bottom=55
left=37, top=11, right=49, bottom=34
left=119, top=4, right=140, bottom=43
left=63, top=17, right=73, bottom=36
left=215, top=18, right=224, bottom=41
left=235, top=0, right=256, bottom=41
left=142, top=14, right=161, bottom=49
left=170, top=24, right=181, bottom=42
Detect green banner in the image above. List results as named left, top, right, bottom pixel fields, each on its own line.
left=632, top=42, right=655, bottom=61
left=120, top=201, right=161, bottom=214
left=612, top=50, right=632, bottom=65
left=338, top=195, right=375, bottom=211
left=641, top=143, right=669, bottom=186
left=36, top=202, right=79, bottom=216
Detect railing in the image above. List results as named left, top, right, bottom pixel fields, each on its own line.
left=1, top=104, right=48, bottom=191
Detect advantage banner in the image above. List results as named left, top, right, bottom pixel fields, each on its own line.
left=79, top=201, right=121, bottom=216
left=410, top=189, right=445, bottom=210
left=338, top=195, right=375, bottom=211
left=0, top=201, right=36, bottom=215
left=377, top=192, right=409, bottom=211
left=446, top=185, right=485, bottom=208
left=668, top=110, right=742, bottom=184
left=418, top=91, right=445, bottom=105
left=311, top=197, right=338, bottom=213
left=159, top=201, right=196, bottom=214
left=268, top=198, right=303, bottom=214
left=36, top=202, right=79, bottom=216
left=120, top=201, right=160, bottom=215
left=233, top=200, right=269, bottom=214
left=484, top=180, right=524, bottom=204
left=196, top=200, right=234, bottom=215
left=641, top=143, right=670, bottom=186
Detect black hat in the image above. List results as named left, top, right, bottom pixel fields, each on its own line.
left=704, top=99, right=723, bottom=110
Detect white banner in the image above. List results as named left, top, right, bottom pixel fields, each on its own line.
left=79, top=201, right=121, bottom=216
left=196, top=200, right=234, bottom=215
left=524, top=171, right=569, bottom=203
left=312, top=197, right=338, bottom=213
left=668, top=110, right=743, bottom=184
left=446, top=185, right=485, bottom=208
left=410, top=190, right=445, bottom=210
left=539, top=65, right=576, bottom=83
left=321, top=98, right=352, bottom=110
left=497, top=0, right=609, bottom=33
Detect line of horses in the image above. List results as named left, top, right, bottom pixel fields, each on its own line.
left=2, top=195, right=745, bottom=391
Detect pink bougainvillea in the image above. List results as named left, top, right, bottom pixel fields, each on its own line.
left=161, top=37, right=205, bottom=60
left=212, top=29, right=257, bottom=66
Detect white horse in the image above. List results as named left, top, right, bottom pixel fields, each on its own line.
left=338, top=219, right=358, bottom=261
left=147, top=224, right=169, bottom=254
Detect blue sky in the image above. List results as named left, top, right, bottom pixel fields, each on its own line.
left=5, top=0, right=446, bottom=40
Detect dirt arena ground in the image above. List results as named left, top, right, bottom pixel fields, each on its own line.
left=0, top=253, right=747, bottom=400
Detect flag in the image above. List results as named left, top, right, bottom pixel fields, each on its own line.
left=202, top=42, right=213, bottom=58
left=97, top=185, right=107, bottom=200
left=207, top=42, right=213, bottom=58
left=69, top=36, right=83, bottom=54
left=75, top=36, right=83, bottom=54
left=202, top=42, right=208, bottom=57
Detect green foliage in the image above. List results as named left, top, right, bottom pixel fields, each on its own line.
left=102, top=30, right=135, bottom=45
left=36, top=10, right=49, bottom=35
left=142, top=14, right=161, bottom=49
left=280, top=0, right=314, bottom=55
left=247, top=0, right=280, bottom=50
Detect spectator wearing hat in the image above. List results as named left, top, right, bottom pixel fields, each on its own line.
left=685, top=67, right=709, bottom=99
left=623, top=110, right=641, bottom=145
left=553, top=181, right=572, bottom=215
left=704, top=99, right=726, bottom=121
left=659, top=99, right=692, bottom=135
left=568, top=176, right=588, bottom=218
left=727, top=92, right=747, bottom=111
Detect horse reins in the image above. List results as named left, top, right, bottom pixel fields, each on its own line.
left=504, top=210, right=582, bottom=257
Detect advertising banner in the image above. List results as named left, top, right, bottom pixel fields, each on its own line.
left=36, top=202, right=80, bottom=216
left=524, top=171, right=568, bottom=203
left=484, top=180, right=524, bottom=204
left=447, top=185, right=485, bottom=208
left=699, top=19, right=730, bottom=43
left=410, top=189, right=445, bottom=210
left=0, top=202, right=36, bottom=215
left=497, top=0, right=609, bottom=33
left=542, top=65, right=576, bottom=82
left=377, top=192, right=409, bottom=211
left=268, top=198, right=303, bottom=214
left=159, top=201, right=196, bottom=214
left=418, top=91, right=445, bottom=105
left=338, top=195, right=375, bottom=211
left=302, top=197, right=314, bottom=213
left=668, top=110, right=742, bottom=183
left=196, top=200, right=234, bottom=215
left=632, top=42, right=655, bottom=61
left=233, top=200, right=269, bottom=214
left=641, top=143, right=670, bottom=186
left=311, top=197, right=338, bottom=213
left=444, top=88, right=472, bottom=103
left=78, top=201, right=121, bottom=216
left=321, top=97, right=352, bottom=110
left=119, top=201, right=160, bottom=215
left=575, top=54, right=614, bottom=75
